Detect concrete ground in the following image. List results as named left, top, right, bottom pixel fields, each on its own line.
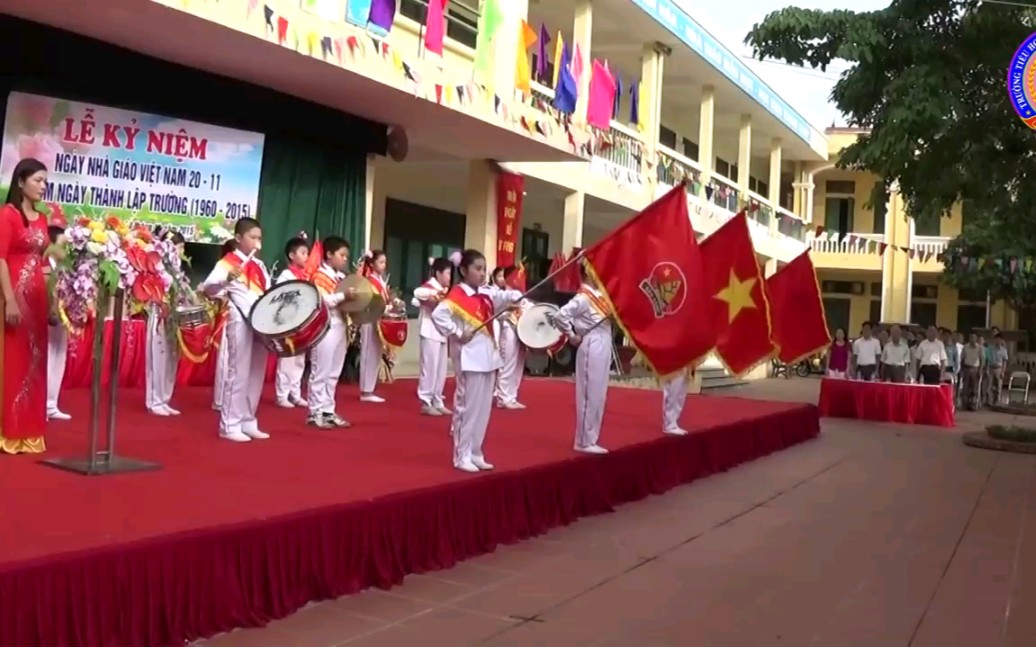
left=202, top=378, right=1036, bottom=646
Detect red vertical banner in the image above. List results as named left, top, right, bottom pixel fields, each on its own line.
left=496, top=172, right=524, bottom=267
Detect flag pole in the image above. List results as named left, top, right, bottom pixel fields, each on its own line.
left=469, top=249, right=587, bottom=334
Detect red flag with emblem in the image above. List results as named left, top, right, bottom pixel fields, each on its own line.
left=699, top=212, right=778, bottom=376
left=582, top=183, right=717, bottom=377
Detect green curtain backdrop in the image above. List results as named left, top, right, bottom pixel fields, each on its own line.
left=257, top=135, right=367, bottom=270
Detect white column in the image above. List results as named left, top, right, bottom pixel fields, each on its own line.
left=698, top=85, right=715, bottom=182
left=465, top=160, right=498, bottom=269
left=561, top=190, right=585, bottom=252
left=736, top=114, right=752, bottom=195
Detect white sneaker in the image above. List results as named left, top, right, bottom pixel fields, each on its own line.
left=472, top=457, right=494, bottom=470
left=421, top=405, right=442, bottom=416
left=47, top=410, right=71, bottom=421
left=221, top=431, right=251, bottom=443
left=307, top=414, right=334, bottom=429
left=509, top=401, right=527, bottom=410
left=664, top=427, right=688, bottom=436
left=291, top=396, right=308, bottom=406
left=436, top=405, right=452, bottom=415
left=243, top=429, right=270, bottom=440
left=575, top=444, right=608, bottom=455
left=149, top=407, right=171, bottom=416
left=360, top=394, right=385, bottom=403
left=162, top=405, right=181, bottom=416
left=455, top=460, right=479, bottom=473
left=277, top=400, right=295, bottom=408
left=327, top=413, right=352, bottom=428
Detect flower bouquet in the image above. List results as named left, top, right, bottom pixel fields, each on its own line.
left=51, top=215, right=189, bottom=330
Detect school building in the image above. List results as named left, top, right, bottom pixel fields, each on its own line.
left=24, top=0, right=1004, bottom=378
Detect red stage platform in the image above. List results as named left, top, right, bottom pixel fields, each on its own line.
left=0, top=378, right=819, bottom=646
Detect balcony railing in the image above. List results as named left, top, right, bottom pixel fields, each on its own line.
left=746, top=190, right=772, bottom=229
left=656, top=145, right=703, bottom=187
left=775, top=206, right=806, bottom=242
left=596, top=121, right=644, bottom=178
left=809, top=232, right=884, bottom=254
left=708, top=173, right=740, bottom=215
left=913, top=235, right=951, bottom=260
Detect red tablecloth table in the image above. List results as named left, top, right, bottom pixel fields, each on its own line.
left=817, top=377, right=955, bottom=428
left=63, top=319, right=277, bottom=389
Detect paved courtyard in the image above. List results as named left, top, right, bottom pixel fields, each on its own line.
left=202, top=378, right=1036, bottom=646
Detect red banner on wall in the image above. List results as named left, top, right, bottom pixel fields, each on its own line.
left=496, top=172, right=525, bottom=267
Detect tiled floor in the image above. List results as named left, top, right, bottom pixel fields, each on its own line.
left=201, top=378, right=1036, bottom=646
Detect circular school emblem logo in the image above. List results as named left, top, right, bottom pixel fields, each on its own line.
left=637, top=262, right=687, bottom=318
left=1008, top=33, right=1036, bottom=129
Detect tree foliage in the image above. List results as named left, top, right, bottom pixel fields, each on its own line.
left=746, top=1, right=1036, bottom=308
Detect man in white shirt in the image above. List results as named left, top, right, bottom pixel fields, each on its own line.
left=880, top=325, right=911, bottom=383
left=914, top=325, right=948, bottom=385
left=851, top=321, right=881, bottom=381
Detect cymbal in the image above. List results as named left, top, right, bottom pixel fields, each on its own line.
left=337, top=274, right=373, bottom=313
left=349, top=293, right=386, bottom=326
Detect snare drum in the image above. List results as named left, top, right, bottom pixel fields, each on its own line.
left=377, top=315, right=409, bottom=350
left=248, top=280, right=330, bottom=357
left=516, top=303, right=568, bottom=353
left=175, top=305, right=209, bottom=329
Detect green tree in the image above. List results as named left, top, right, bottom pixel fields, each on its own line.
left=746, top=1, right=1036, bottom=311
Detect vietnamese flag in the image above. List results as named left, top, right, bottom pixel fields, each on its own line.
left=582, top=183, right=717, bottom=377
left=506, top=260, right=528, bottom=291
left=766, top=251, right=831, bottom=364
left=699, top=212, right=778, bottom=376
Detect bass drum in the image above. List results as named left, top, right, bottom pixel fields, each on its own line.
left=524, top=350, right=551, bottom=376
left=549, top=344, right=575, bottom=376
left=249, top=280, right=330, bottom=357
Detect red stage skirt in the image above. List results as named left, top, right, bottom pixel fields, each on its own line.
left=62, top=319, right=276, bottom=389
left=818, top=377, right=955, bottom=428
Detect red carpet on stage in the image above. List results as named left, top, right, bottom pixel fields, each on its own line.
left=0, top=378, right=819, bottom=646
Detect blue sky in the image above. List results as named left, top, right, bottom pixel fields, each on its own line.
left=673, top=0, right=891, bottom=130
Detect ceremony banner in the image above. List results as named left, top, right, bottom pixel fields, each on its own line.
left=496, top=171, right=524, bottom=267
left=0, top=92, right=265, bottom=244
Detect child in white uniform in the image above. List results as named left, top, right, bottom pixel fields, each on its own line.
left=357, top=250, right=402, bottom=403
left=274, top=237, right=311, bottom=408
left=46, top=225, right=70, bottom=421
left=661, top=371, right=690, bottom=436
left=307, top=236, right=356, bottom=429
left=493, top=266, right=529, bottom=409
left=202, top=218, right=271, bottom=443
left=210, top=238, right=236, bottom=411
left=431, top=249, right=521, bottom=473
left=145, top=230, right=185, bottom=416
left=554, top=266, right=613, bottom=454
left=413, top=257, right=453, bottom=416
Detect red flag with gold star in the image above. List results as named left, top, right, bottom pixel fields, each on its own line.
left=765, top=251, right=831, bottom=364
left=699, top=212, right=778, bottom=376
left=582, top=183, right=718, bottom=377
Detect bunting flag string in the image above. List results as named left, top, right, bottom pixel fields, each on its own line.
left=250, top=3, right=595, bottom=155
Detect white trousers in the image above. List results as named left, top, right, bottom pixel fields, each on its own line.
left=662, top=373, right=688, bottom=431
left=46, top=324, right=68, bottom=413
left=495, top=323, right=525, bottom=405
left=574, top=329, right=612, bottom=448
left=145, top=315, right=178, bottom=411
left=358, top=323, right=382, bottom=394
left=417, top=337, right=448, bottom=408
left=212, top=328, right=228, bottom=409
left=219, top=314, right=268, bottom=436
left=275, top=354, right=306, bottom=403
left=452, top=370, right=495, bottom=467
left=308, top=321, right=348, bottom=416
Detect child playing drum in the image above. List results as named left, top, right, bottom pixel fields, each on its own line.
left=493, top=266, right=529, bottom=410
left=431, top=250, right=522, bottom=473
left=308, top=236, right=357, bottom=429
left=46, top=225, right=71, bottom=421
left=554, top=264, right=613, bottom=455
left=357, top=250, right=404, bottom=403
left=145, top=230, right=186, bottom=417
left=413, top=257, right=453, bottom=416
left=202, top=218, right=271, bottom=443
left=274, top=236, right=311, bottom=409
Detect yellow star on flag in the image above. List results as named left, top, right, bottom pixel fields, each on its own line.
left=714, top=270, right=757, bottom=323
